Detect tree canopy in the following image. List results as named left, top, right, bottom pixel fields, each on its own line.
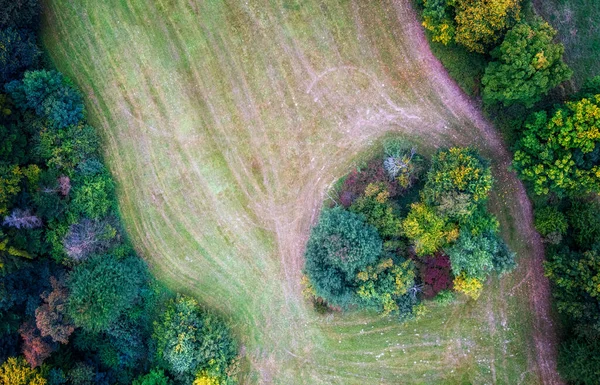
left=482, top=19, right=572, bottom=107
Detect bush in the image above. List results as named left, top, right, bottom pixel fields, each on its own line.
left=5, top=70, right=84, bottom=128
left=66, top=254, right=147, bottom=332
left=482, top=19, right=572, bottom=107
left=453, top=272, right=483, bottom=300
left=303, top=207, right=382, bottom=307
left=339, top=159, right=399, bottom=207
left=433, top=290, right=456, bottom=306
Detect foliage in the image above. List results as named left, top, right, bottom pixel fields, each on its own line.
left=446, top=231, right=498, bottom=279
left=433, top=290, right=456, bottom=306
left=402, top=202, right=450, bottom=256
left=19, top=321, right=53, bottom=368
left=5, top=70, right=84, bottom=129
left=0, top=0, right=39, bottom=29
left=67, top=363, right=94, bottom=385
left=355, top=258, right=416, bottom=315
left=534, top=206, right=568, bottom=242
left=382, top=139, right=424, bottom=189
left=37, top=123, right=99, bottom=172
left=513, top=95, right=600, bottom=195
left=558, top=337, right=600, bottom=385
left=453, top=0, right=520, bottom=54
left=62, top=218, right=118, bottom=261
left=491, top=238, right=517, bottom=276
left=339, top=159, right=399, bottom=207
left=132, top=369, right=172, bottom=385
left=544, top=247, right=600, bottom=328
left=35, top=276, right=74, bottom=344
left=422, top=147, right=492, bottom=204
left=420, top=253, right=452, bottom=298
left=349, top=183, right=402, bottom=239
left=0, top=357, right=46, bottom=385
left=66, top=254, right=147, bottom=333
left=70, top=171, right=115, bottom=219
left=453, top=272, right=483, bottom=300
left=153, top=295, right=237, bottom=378
left=567, top=200, right=600, bottom=249
left=0, top=28, right=39, bottom=84
left=0, top=163, right=23, bottom=215
left=421, top=0, right=455, bottom=45
left=303, top=207, right=382, bottom=307
left=482, top=19, right=572, bottom=107
left=193, top=371, right=223, bottom=385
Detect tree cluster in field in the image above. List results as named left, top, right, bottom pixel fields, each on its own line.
left=0, top=3, right=239, bottom=385
left=302, top=141, right=516, bottom=320
left=420, top=0, right=572, bottom=107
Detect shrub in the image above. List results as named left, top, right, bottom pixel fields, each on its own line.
left=304, top=207, right=382, bottom=307
left=433, top=290, right=456, bottom=306
left=66, top=254, right=147, bottom=332
left=482, top=19, right=572, bottom=107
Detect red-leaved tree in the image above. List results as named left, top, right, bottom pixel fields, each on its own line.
left=420, top=253, right=453, bottom=298
left=19, top=321, right=54, bottom=368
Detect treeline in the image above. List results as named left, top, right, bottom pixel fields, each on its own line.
left=417, top=1, right=600, bottom=383
left=302, top=142, right=516, bottom=320
left=0, top=2, right=239, bottom=385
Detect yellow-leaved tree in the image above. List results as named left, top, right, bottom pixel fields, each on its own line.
left=0, top=357, right=46, bottom=385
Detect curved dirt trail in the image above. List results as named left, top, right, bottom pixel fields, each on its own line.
left=42, top=0, right=562, bottom=383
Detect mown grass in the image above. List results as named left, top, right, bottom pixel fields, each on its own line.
left=533, top=0, right=600, bottom=87
left=41, top=0, right=543, bottom=383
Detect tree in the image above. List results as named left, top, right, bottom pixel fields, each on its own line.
left=0, top=0, right=39, bottom=29
left=446, top=231, right=501, bottom=279
left=349, top=183, right=402, bottom=239
left=35, top=276, right=74, bottom=344
left=0, top=356, right=46, bottom=385
left=558, top=337, right=600, bottom=385
left=303, top=207, right=382, bottom=307
left=534, top=206, right=568, bottom=244
left=19, top=321, right=53, bottom=368
left=62, top=218, right=118, bottom=261
left=67, top=363, right=94, bottom=385
left=132, top=369, right=172, bottom=385
left=0, top=28, right=39, bottom=84
left=3, top=209, right=41, bottom=229
left=153, top=295, right=237, bottom=377
left=70, top=171, right=115, bottom=220
left=5, top=70, right=84, bottom=129
left=0, top=164, right=23, bottom=216
left=66, top=254, right=147, bottom=332
left=513, top=96, right=600, bottom=195
left=453, top=272, right=483, bottom=300
left=339, top=159, right=399, bottom=207
left=544, top=247, right=600, bottom=327
left=422, top=147, right=492, bottom=205
left=482, top=20, right=572, bottom=107
left=402, top=203, right=453, bottom=256
left=382, top=139, right=423, bottom=190
left=355, top=258, right=416, bottom=315
left=567, top=200, right=600, bottom=249
left=420, top=253, right=453, bottom=298
left=421, top=0, right=455, bottom=45
left=37, top=123, right=99, bottom=172
left=454, top=0, right=521, bottom=54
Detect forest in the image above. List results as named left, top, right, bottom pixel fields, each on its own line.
left=0, top=2, right=239, bottom=385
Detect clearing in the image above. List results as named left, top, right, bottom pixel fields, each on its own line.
left=41, top=0, right=560, bottom=383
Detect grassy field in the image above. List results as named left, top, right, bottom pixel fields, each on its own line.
left=41, top=1, right=552, bottom=383
left=533, top=0, right=600, bottom=88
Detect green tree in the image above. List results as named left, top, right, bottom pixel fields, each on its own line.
left=0, top=28, right=39, bottom=83
left=153, top=295, right=237, bottom=378
left=446, top=231, right=497, bottom=279
left=421, top=0, right=455, bottom=45
left=70, top=170, right=115, bottom=219
left=0, top=0, right=39, bottom=29
left=534, top=206, right=568, bottom=243
left=66, top=254, right=147, bottom=332
left=304, top=207, right=382, bottom=307
left=558, top=337, right=600, bottom=385
left=454, top=0, right=520, bottom=53
left=349, top=183, right=402, bottom=239
left=37, top=123, right=99, bottom=172
left=513, top=96, right=600, bottom=195
left=422, top=147, right=492, bottom=205
left=402, top=202, right=453, bottom=256
left=567, top=200, right=600, bottom=249
left=5, top=70, right=84, bottom=128
left=482, top=19, right=572, bottom=107
left=132, top=369, right=172, bottom=385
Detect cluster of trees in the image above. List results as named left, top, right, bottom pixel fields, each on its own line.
left=0, top=2, right=239, bottom=385
left=303, top=141, right=516, bottom=320
left=420, top=0, right=572, bottom=108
